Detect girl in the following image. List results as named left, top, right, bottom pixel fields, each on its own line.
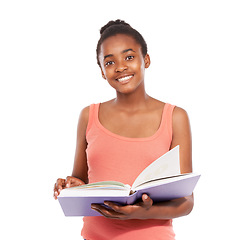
left=54, top=20, right=193, bottom=240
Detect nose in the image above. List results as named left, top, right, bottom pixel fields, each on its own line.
left=115, top=62, right=127, bottom=73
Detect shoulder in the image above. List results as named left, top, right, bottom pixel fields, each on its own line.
left=80, top=106, right=90, bottom=121
left=100, top=99, right=116, bottom=108
left=172, top=106, right=190, bottom=123
left=147, top=97, right=165, bottom=112
left=80, top=105, right=90, bottom=120
left=77, top=105, right=90, bottom=130
left=99, top=99, right=116, bottom=115
left=172, top=106, right=191, bottom=133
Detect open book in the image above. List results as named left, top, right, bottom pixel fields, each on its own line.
left=57, top=146, right=200, bottom=216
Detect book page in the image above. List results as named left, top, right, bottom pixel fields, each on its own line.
left=71, top=181, right=128, bottom=189
left=133, top=173, right=194, bottom=191
left=58, top=181, right=131, bottom=197
left=131, top=146, right=180, bottom=190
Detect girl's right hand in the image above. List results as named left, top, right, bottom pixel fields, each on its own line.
left=53, top=176, right=85, bottom=199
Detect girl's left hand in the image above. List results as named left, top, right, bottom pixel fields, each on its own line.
left=91, top=194, right=153, bottom=220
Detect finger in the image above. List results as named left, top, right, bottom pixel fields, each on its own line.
left=65, top=176, right=73, bottom=188
left=54, top=183, right=57, bottom=192
left=56, top=178, right=66, bottom=191
left=54, top=191, right=59, bottom=199
left=54, top=182, right=62, bottom=199
left=103, top=201, right=126, bottom=214
left=104, top=202, right=134, bottom=217
left=53, top=183, right=58, bottom=199
left=66, top=176, right=85, bottom=188
left=91, top=204, right=125, bottom=219
left=142, top=194, right=153, bottom=209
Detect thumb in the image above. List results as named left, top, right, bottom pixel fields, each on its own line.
left=142, top=194, right=153, bottom=209
left=66, top=176, right=85, bottom=188
left=65, top=176, right=73, bottom=188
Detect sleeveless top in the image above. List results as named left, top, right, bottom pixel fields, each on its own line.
left=81, top=103, right=176, bottom=240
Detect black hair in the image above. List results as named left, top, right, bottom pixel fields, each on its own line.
left=96, top=19, right=148, bottom=66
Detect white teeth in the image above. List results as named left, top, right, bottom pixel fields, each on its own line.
left=117, top=75, right=133, bottom=82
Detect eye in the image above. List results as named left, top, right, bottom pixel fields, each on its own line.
left=105, top=61, right=114, bottom=67
left=126, top=55, right=134, bottom=61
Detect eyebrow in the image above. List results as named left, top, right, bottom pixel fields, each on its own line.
left=122, top=48, right=136, bottom=54
left=103, top=48, right=136, bottom=61
left=104, top=54, right=113, bottom=60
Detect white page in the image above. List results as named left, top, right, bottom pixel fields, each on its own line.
left=133, top=172, right=199, bottom=191
left=70, top=181, right=127, bottom=189
left=59, top=186, right=130, bottom=197
left=131, top=146, right=180, bottom=190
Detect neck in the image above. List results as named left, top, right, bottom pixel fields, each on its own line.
left=114, top=84, right=150, bottom=110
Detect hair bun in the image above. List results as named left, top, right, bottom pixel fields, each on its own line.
left=100, top=19, right=130, bottom=35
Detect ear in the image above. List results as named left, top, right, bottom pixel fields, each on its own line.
left=144, top=54, right=151, bottom=69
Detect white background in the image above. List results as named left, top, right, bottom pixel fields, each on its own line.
left=1, top=0, right=228, bottom=239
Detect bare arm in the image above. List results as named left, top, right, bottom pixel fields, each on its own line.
left=54, top=106, right=89, bottom=199
left=142, top=107, right=194, bottom=219
left=152, top=106, right=194, bottom=219
left=71, top=106, right=90, bottom=183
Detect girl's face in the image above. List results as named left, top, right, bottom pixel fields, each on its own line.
left=98, top=34, right=150, bottom=95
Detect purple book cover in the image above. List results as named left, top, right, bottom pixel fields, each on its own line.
left=57, top=173, right=200, bottom=217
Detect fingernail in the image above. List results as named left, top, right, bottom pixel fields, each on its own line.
left=66, top=184, right=69, bottom=188
left=143, top=195, right=148, bottom=200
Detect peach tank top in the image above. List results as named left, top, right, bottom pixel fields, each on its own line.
left=81, top=103, right=176, bottom=240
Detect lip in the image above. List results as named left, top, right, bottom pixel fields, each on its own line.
left=115, top=74, right=134, bottom=84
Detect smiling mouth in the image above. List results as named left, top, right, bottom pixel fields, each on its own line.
left=116, top=75, right=134, bottom=83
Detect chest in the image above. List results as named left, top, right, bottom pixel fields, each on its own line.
left=98, top=109, right=163, bottom=138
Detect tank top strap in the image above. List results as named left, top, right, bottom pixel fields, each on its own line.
left=86, top=102, right=176, bottom=140
left=86, top=103, right=99, bottom=136
left=160, top=103, right=176, bottom=141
